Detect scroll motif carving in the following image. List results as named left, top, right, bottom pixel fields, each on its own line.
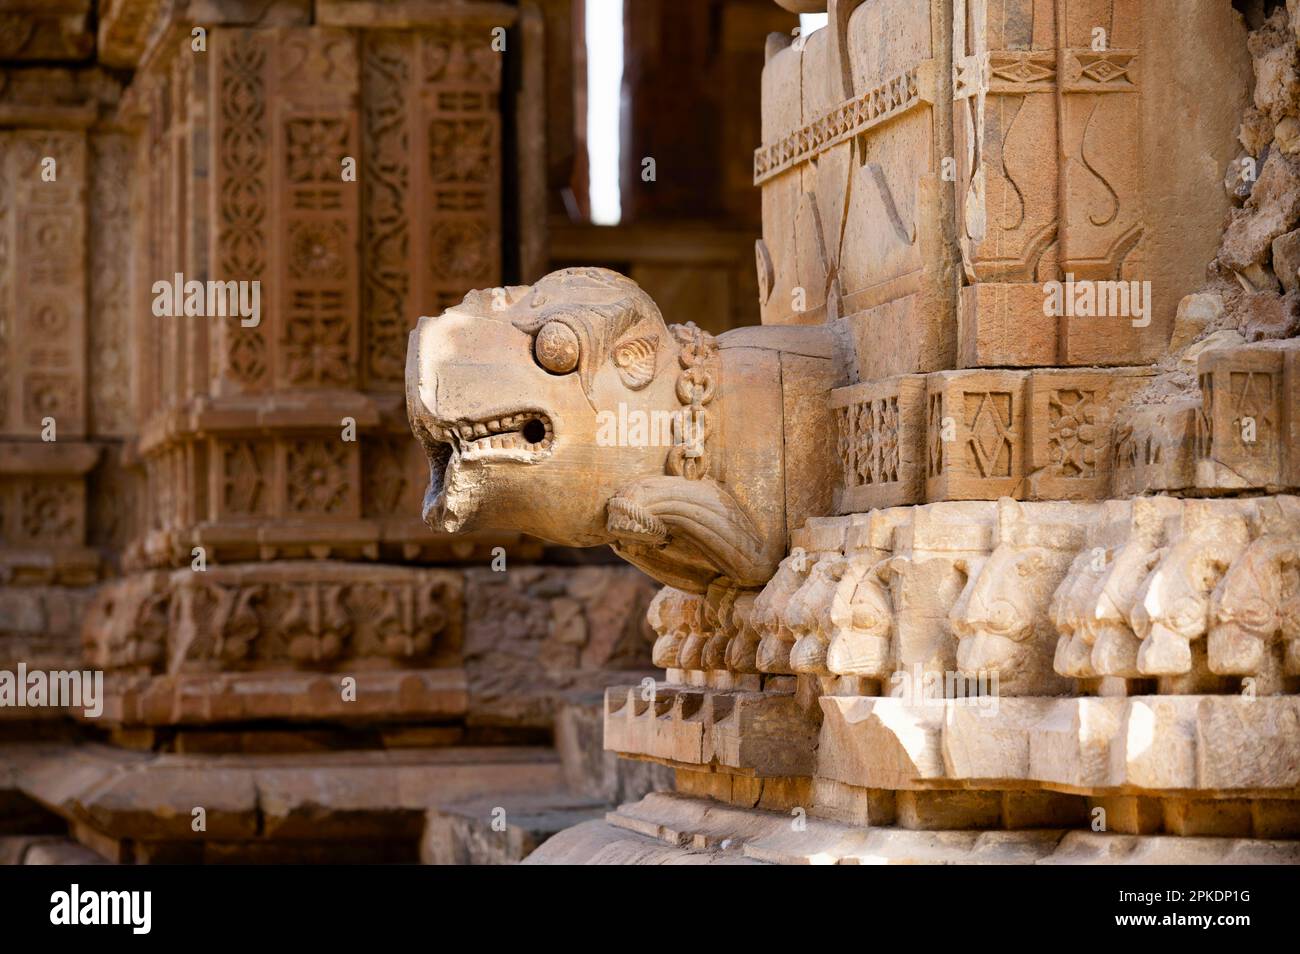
left=216, top=30, right=270, bottom=389
left=361, top=32, right=412, bottom=386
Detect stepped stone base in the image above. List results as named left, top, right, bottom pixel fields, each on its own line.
left=0, top=741, right=571, bottom=864
left=422, top=795, right=612, bottom=865
left=525, top=793, right=1300, bottom=865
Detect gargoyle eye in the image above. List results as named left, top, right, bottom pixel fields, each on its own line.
left=534, top=320, right=580, bottom=374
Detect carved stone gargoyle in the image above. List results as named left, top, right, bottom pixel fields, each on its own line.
left=406, top=267, right=842, bottom=594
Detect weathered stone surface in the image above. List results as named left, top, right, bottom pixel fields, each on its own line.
left=1221, top=152, right=1300, bottom=271
left=816, top=694, right=1300, bottom=796
left=421, top=794, right=608, bottom=865
left=1249, top=6, right=1300, bottom=123
left=0, top=0, right=1296, bottom=869
left=1, top=741, right=570, bottom=860
left=604, top=681, right=820, bottom=778
left=1195, top=343, right=1298, bottom=491
left=554, top=696, right=674, bottom=803
left=462, top=565, right=658, bottom=729
left=1171, top=293, right=1227, bottom=349
left=1240, top=107, right=1275, bottom=156
left=524, top=793, right=1300, bottom=865
left=1274, top=231, right=1300, bottom=293
left=957, top=284, right=1057, bottom=369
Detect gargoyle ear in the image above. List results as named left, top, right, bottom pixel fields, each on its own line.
left=612, top=333, right=658, bottom=390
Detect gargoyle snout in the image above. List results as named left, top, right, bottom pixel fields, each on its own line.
left=406, top=316, right=442, bottom=429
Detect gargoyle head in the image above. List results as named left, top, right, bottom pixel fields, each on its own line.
left=1132, top=522, right=1248, bottom=675
left=406, top=267, right=672, bottom=547
left=1208, top=536, right=1300, bottom=675
left=951, top=546, right=1073, bottom=694
left=951, top=548, right=1042, bottom=672
left=824, top=558, right=894, bottom=678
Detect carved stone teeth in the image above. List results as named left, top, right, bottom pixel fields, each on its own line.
left=434, top=415, right=554, bottom=454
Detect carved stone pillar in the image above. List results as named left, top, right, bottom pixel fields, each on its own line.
left=0, top=0, right=664, bottom=864
left=0, top=60, right=121, bottom=717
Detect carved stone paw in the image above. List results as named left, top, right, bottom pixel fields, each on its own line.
left=756, top=632, right=794, bottom=674
left=1137, top=625, right=1193, bottom=675
left=1207, top=623, right=1267, bottom=675
left=826, top=631, right=889, bottom=677
left=1091, top=624, right=1141, bottom=676
left=1054, top=633, right=1095, bottom=678
left=789, top=633, right=829, bottom=674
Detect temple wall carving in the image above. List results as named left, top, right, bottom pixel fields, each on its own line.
left=2, top=0, right=1298, bottom=868
left=519, top=2, right=1300, bottom=864
left=0, top=0, right=698, bottom=865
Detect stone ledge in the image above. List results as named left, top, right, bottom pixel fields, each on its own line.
left=818, top=694, right=1300, bottom=795
left=422, top=793, right=610, bottom=865
left=604, top=683, right=819, bottom=777
left=87, top=668, right=471, bottom=728
left=2, top=741, right=566, bottom=859
left=523, top=793, right=1300, bottom=865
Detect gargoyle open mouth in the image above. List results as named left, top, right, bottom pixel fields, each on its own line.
left=418, top=411, right=555, bottom=509
left=429, top=411, right=554, bottom=456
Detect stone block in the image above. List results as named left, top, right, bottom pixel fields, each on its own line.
left=958, top=283, right=1057, bottom=368
left=924, top=370, right=1029, bottom=501
left=1024, top=367, right=1151, bottom=500
left=831, top=375, right=927, bottom=512
left=895, top=790, right=1002, bottom=831
left=1195, top=343, right=1289, bottom=489
left=1112, top=399, right=1199, bottom=495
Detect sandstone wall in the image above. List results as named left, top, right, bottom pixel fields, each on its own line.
left=0, top=0, right=679, bottom=866
left=576, top=0, right=1300, bottom=866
